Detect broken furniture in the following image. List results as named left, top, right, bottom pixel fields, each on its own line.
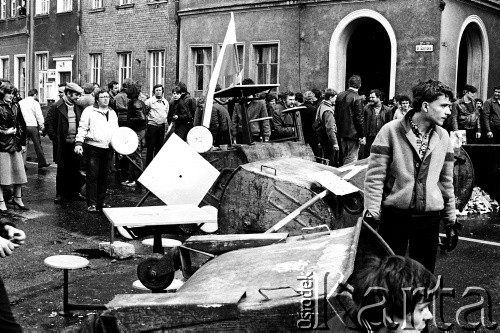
left=44, top=255, right=106, bottom=316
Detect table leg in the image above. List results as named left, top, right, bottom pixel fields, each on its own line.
left=59, top=269, right=72, bottom=317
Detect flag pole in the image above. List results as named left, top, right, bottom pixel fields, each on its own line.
left=202, top=12, right=237, bottom=128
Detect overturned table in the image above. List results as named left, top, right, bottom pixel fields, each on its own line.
left=103, top=204, right=218, bottom=253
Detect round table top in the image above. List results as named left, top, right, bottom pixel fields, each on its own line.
left=141, top=238, right=182, bottom=248
left=44, top=255, right=89, bottom=270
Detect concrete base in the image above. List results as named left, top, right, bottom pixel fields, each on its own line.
left=99, top=241, right=135, bottom=259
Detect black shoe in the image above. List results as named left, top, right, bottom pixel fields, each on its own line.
left=38, top=163, right=51, bottom=169
left=97, top=203, right=111, bottom=212
left=10, top=197, right=29, bottom=211
left=87, top=205, right=98, bottom=213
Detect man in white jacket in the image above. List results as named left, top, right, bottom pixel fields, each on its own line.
left=74, top=88, right=119, bottom=213
left=18, top=89, right=50, bottom=168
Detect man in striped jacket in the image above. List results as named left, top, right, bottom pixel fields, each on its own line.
left=363, top=80, right=459, bottom=272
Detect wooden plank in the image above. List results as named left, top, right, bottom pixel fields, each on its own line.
left=107, top=289, right=245, bottom=331
left=184, top=233, right=288, bottom=254
left=312, top=170, right=360, bottom=196
left=103, top=204, right=217, bottom=227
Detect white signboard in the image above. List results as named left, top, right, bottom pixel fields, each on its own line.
left=416, top=44, right=434, bottom=52
left=138, top=134, right=220, bottom=205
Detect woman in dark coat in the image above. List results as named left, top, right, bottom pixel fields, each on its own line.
left=0, top=82, right=28, bottom=214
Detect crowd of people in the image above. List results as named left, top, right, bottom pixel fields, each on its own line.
left=2, top=74, right=500, bottom=331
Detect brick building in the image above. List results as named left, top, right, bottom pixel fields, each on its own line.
left=79, top=0, right=178, bottom=98
left=0, top=0, right=80, bottom=103
left=178, top=0, right=500, bottom=101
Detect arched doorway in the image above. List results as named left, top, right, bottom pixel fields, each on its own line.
left=456, top=16, right=489, bottom=99
left=329, top=9, right=396, bottom=98
left=346, top=19, right=391, bottom=98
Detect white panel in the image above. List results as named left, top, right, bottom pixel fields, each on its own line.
left=138, top=134, right=220, bottom=205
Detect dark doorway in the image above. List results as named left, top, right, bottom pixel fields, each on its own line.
left=457, top=37, right=468, bottom=97
left=457, top=23, right=483, bottom=98
left=346, top=19, right=391, bottom=100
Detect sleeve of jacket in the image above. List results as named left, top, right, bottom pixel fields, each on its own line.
left=439, top=136, right=457, bottom=224
left=363, top=125, right=392, bottom=219
left=323, top=110, right=338, bottom=146
left=75, top=107, right=91, bottom=146
left=34, top=101, right=44, bottom=129
left=175, top=100, right=191, bottom=122
left=353, top=98, right=365, bottom=138
left=260, top=102, right=271, bottom=140
left=482, top=100, right=492, bottom=133
left=231, top=105, right=239, bottom=138
left=16, top=104, right=27, bottom=146
left=193, top=105, right=203, bottom=126
left=44, top=104, right=56, bottom=141
left=476, top=108, right=481, bottom=133
left=449, top=102, right=459, bottom=131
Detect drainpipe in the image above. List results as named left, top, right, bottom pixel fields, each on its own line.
left=175, top=0, right=180, bottom=83
left=76, top=0, right=81, bottom=84
left=27, top=0, right=35, bottom=94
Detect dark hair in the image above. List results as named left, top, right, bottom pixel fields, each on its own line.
left=241, top=78, right=255, bottom=85
left=265, top=94, right=277, bottom=103
left=324, top=88, right=338, bottom=100
left=172, top=85, right=183, bottom=95
left=348, top=75, right=362, bottom=89
left=177, top=81, right=188, bottom=94
left=215, top=83, right=222, bottom=92
left=399, top=95, right=411, bottom=103
left=27, top=89, right=38, bottom=97
left=412, top=79, right=454, bottom=112
left=94, top=88, right=110, bottom=104
left=493, top=86, right=500, bottom=92
left=107, top=80, right=119, bottom=90
left=152, top=84, right=164, bottom=95
left=126, top=83, right=141, bottom=100
left=352, top=256, right=437, bottom=326
left=295, top=92, right=303, bottom=104
left=475, top=98, right=483, bottom=105
left=311, top=88, right=322, bottom=100
left=0, top=82, right=14, bottom=100
left=462, top=84, right=477, bottom=94
left=369, top=89, right=382, bottom=99
left=283, top=91, right=295, bottom=99
left=58, top=82, right=67, bottom=88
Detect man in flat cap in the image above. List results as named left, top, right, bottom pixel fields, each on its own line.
left=45, top=83, right=85, bottom=204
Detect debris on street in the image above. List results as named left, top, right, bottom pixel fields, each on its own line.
left=458, top=187, right=499, bottom=215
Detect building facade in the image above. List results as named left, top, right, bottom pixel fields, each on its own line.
left=178, top=0, right=500, bottom=101
left=79, top=0, right=178, bottom=99
left=0, top=0, right=80, bottom=103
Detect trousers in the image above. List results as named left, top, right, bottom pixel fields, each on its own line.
left=85, top=144, right=112, bottom=208
left=379, top=207, right=441, bottom=272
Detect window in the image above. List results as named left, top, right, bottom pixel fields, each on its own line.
left=191, top=47, right=212, bottom=97
left=0, top=57, right=9, bottom=80
left=218, top=43, right=244, bottom=88
left=118, top=52, right=132, bottom=86
left=10, top=0, right=15, bottom=17
left=253, top=43, right=279, bottom=85
left=57, top=0, right=71, bottom=13
left=1, top=0, right=6, bottom=19
left=149, top=50, right=164, bottom=91
left=36, top=0, right=49, bottom=15
left=14, top=55, right=25, bottom=98
left=119, top=0, right=132, bottom=4
left=90, top=54, right=102, bottom=86
left=92, top=0, right=102, bottom=9
left=36, top=53, right=48, bottom=103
